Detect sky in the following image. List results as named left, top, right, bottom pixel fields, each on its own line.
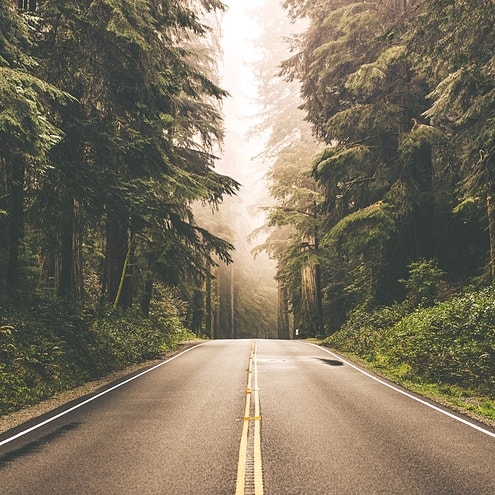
left=217, top=0, right=272, bottom=237
left=220, top=0, right=263, bottom=131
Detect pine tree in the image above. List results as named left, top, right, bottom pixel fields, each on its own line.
left=0, top=1, right=66, bottom=298
left=32, top=0, right=238, bottom=308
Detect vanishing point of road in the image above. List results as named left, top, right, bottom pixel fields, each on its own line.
left=1, top=339, right=494, bottom=494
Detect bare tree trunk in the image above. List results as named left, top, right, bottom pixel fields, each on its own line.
left=277, top=281, right=290, bottom=339
left=7, top=154, right=25, bottom=296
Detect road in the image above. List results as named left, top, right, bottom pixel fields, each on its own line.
left=1, top=339, right=495, bottom=494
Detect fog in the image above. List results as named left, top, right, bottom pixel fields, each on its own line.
left=195, top=0, right=282, bottom=338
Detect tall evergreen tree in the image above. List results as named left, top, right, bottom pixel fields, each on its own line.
left=31, top=0, right=238, bottom=307
left=0, top=1, right=66, bottom=298
left=409, top=0, right=495, bottom=282
left=281, top=0, right=435, bottom=320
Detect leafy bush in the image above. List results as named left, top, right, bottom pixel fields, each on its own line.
left=326, top=304, right=407, bottom=360
left=400, top=258, right=447, bottom=309
left=384, top=289, right=495, bottom=391
left=0, top=289, right=194, bottom=415
left=325, top=288, right=495, bottom=396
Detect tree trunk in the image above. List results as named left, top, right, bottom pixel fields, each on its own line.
left=301, top=260, right=323, bottom=337
left=57, top=192, right=74, bottom=300
left=7, top=154, right=25, bottom=295
left=39, top=244, right=55, bottom=289
left=230, top=262, right=235, bottom=338
left=103, top=207, right=131, bottom=308
left=205, top=274, right=213, bottom=339
left=277, top=281, right=290, bottom=339
left=191, top=287, right=204, bottom=336
left=487, top=177, right=495, bottom=284
left=214, top=267, right=220, bottom=339
left=293, top=303, right=302, bottom=340
left=300, top=223, right=323, bottom=337
left=72, top=198, right=83, bottom=301
left=112, top=232, right=133, bottom=309
left=141, top=273, right=153, bottom=316
left=413, top=140, right=434, bottom=259
left=397, top=0, right=412, bottom=143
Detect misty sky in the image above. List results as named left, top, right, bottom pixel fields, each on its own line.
left=218, top=0, right=271, bottom=238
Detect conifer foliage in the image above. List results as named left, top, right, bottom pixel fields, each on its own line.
left=0, top=0, right=237, bottom=329
left=262, top=0, right=494, bottom=335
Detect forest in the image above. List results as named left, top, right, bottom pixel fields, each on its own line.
left=1, top=0, right=495, bottom=417
left=257, top=0, right=495, bottom=418
left=262, top=0, right=494, bottom=336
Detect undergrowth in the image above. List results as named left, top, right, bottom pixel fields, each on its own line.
left=0, top=290, right=194, bottom=415
left=324, top=287, right=495, bottom=422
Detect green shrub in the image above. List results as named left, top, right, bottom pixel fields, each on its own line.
left=325, top=287, right=495, bottom=396
left=401, top=258, right=447, bottom=309
left=326, top=304, right=407, bottom=360
left=0, top=289, right=194, bottom=415
left=385, top=289, right=495, bottom=391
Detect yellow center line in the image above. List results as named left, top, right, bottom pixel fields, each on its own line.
left=236, top=341, right=264, bottom=495
left=236, top=409, right=250, bottom=494
left=253, top=350, right=263, bottom=494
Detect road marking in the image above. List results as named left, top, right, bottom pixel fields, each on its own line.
left=309, top=343, right=495, bottom=439
left=253, top=350, right=263, bottom=494
left=236, top=341, right=264, bottom=495
left=0, top=343, right=205, bottom=447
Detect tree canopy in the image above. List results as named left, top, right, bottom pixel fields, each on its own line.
left=0, top=0, right=238, bottom=338
left=258, top=0, right=495, bottom=335
left=3, top=0, right=495, bottom=341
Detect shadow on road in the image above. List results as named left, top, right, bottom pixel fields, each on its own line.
left=0, top=422, right=82, bottom=467
left=317, top=358, right=344, bottom=366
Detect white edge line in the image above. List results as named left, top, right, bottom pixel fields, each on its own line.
left=0, top=343, right=205, bottom=447
left=307, top=342, right=495, bottom=440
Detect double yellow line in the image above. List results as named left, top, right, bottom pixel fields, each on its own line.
left=236, top=341, right=263, bottom=495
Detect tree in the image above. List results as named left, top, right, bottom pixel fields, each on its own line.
left=248, top=0, right=325, bottom=338
left=409, top=0, right=495, bottom=282
left=280, top=0, right=438, bottom=322
left=31, top=0, right=238, bottom=308
left=0, top=1, right=66, bottom=298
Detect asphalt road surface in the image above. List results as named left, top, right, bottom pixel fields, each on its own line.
left=1, top=339, right=495, bottom=494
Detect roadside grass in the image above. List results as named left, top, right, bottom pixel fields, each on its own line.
left=325, top=347, right=495, bottom=427
left=323, top=287, right=495, bottom=427
left=370, top=357, right=495, bottom=426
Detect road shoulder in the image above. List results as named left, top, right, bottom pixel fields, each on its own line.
left=0, top=340, right=206, bottom=435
